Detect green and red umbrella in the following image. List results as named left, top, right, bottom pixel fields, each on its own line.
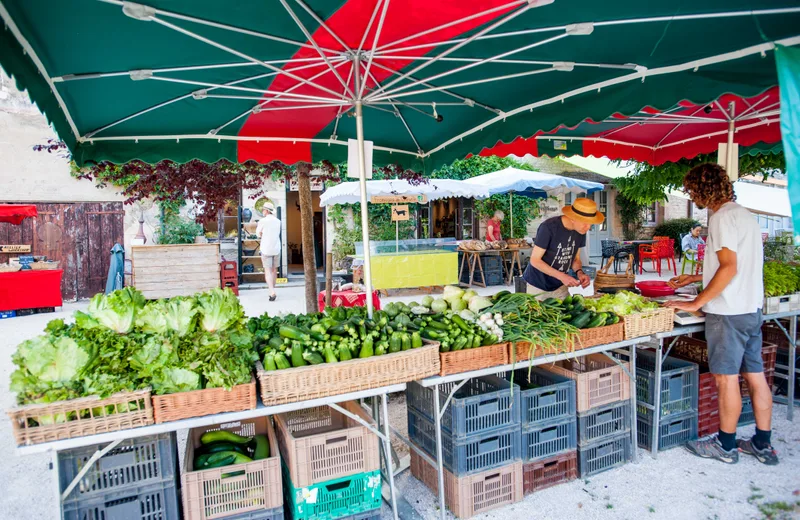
left=478, top=87, right=783, bottom=164
left=1, top=0, right=798, bottom=172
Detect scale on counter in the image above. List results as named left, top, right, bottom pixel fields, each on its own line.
left=650, top=294, right=706, bottom=325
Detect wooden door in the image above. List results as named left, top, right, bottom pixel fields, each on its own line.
left=83, top=205, right=125, bottom=297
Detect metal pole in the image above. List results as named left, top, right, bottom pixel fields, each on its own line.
left=433, top=384, right=446, bottom=520
left=509, top=193, right=513, bottom=239
left=790, top=315, right=796, bottom=421
left=354, top=56, right=374, bottom=318
left=651, top=340, right=662, bottom=457
left=396, top=206, right=399, bottom=253
left=630, top=342, right=639, bottom=463
left=726, top=101, right=735, bottom=179
left=381, top=393, right=399, bottom=520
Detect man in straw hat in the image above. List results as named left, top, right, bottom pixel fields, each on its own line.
left=522, top=197, right=603, bottom=301
left=256, top=201, right=282, bottom=301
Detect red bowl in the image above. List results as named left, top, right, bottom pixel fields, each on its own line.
left=635, top=281, right=675, bottom=297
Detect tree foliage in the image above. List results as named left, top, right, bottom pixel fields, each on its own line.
left=617, top=193, right=647, bottom=240
left=613, top=151, right=785, bottom=204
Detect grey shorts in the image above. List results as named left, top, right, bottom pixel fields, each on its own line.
left=705, top=310, right=763, bottom=375
left=261, top=254, right=279, bottom=269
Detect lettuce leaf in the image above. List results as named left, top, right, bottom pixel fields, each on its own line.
left=163, top=297, right=198, bottom=336
left=197, top=288, right=245, bottom=333
left=152, top=367, right=201, bottom=395
left=84, top=287, right=145, bottom=333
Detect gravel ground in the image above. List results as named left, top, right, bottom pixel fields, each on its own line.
left=1, top=284, right=799, bottom=520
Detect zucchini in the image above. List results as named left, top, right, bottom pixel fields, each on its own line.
left=389, top=333, right=402, bottom=353
left=279, top=325, right=311, bottom=342
left=199, top=451, right=252, bottom=468
left=492, top=290, right=511, bottom=302
left=200, top=430, right=252, bottom=446
left=196, top=441, right=251, bottom=457
left=339, top=344, right=353, bottom=361
left=252, top=435, right=270, bottom=460
left=606, top=313, right=620, bottom=325
left=563, top=295, right=574, bottom=306
left=400, top=333, right=412, bottom=351
left=303, top=351, right=324, bottom=365
left=274, top=353, right=291, bottom=370
left=374, top=343, right=387, bottom=356
left=323, top=346, right=338, bottom=364
left=542, top=297, right=562, bottom=307
left=263, top=352, right=278, bottom=371
left=291, top=342, right=307, bottom=367
left=482, top=334, right=498, bottom=346
left=268, top=336, right=284, bottom=350
left=359, top=336, right=374, bottom=358
left=411, top=332, right=423, bottom=349
left=426, top=319, right=449, bottom=331
left=587, top=313, right=608, bottom=329
left=451, top=315, right=472, bottom=333
left=569, top=310, right=594, bottom=329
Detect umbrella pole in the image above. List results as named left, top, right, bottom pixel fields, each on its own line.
left=509, top=193, right=513, bottom=239
left=354, top=73, right=374, bottom=318
left=726, top=101, right=736, bottom=180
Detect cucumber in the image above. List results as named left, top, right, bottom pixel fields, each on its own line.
left=542, top=297, right=562, bottom=306
left=563, top=295, right=574, bottom=306
left=200, top=430, right=252, bottom=446
left=199, top=451, right=253, bottom=468
left=195, top=441, right=251, bottom=458
left=568, top=310, right=594, bottom=329
left=492, top=290, right=512, bottom=302
left=303, top=351, right=325, bottom=365
left=586, top=313, right=608, bottom=329
left=253, top=434, right=270, bottom=460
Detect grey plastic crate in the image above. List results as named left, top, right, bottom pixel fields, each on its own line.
left=521, top=415, right=577, bottom=462
left=225, top=507, right=285, bottom=520
left=58, top=432, right=178, bottom=505
left=340, top=509, right=381, bottom=520
left=577, top=432, right=631, bottom=477
left=739, top=398, right=755, bottom=426
left=637, top=407, right=698, bottom=451
left=407, top=407, right=521, bottom=476
left=505, top=368, right=576, bottom=426
left=62, top=480, right=180, bottom=520
left=406, top=376, right=520, bottom=439
left=577, top=400, right=631, bottom=446
left=635, top=351, right=698, bottom=417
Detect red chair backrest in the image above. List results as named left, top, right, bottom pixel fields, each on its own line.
left=660, top=238, right=675, bottom=257
left=697, top=243, right=706, bottom=261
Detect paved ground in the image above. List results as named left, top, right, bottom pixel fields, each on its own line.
left=1, top=274, right=798, bottom=519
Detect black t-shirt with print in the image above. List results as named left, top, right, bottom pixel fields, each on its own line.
left=522, top=216, right=586, bottom=292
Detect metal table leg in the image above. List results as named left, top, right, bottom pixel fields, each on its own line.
left=629, top=342, right=639, bottom=463
left=381, top=394, right=399, bottom=520
left=433, top=384, right=446, bottom=520
left=790, top=316, right=796, bottom=421
left=651, top=338, right=663, bottom=457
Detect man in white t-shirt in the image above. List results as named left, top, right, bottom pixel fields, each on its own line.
left=256, top=202, right=282, bottom=301
left=668, top=163, right=776, bottom=465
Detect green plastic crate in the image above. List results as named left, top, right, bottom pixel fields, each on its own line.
left=282, top=463, right=382, bottom=520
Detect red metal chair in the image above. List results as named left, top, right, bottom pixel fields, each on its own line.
left=695, top=243, right=706, bottom=275
left=659, top=238, right=677, bottom=276
left=639, top=238, right=673, bottom=275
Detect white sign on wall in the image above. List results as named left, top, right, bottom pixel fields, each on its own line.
left=289, top=177, right=324, bottom=191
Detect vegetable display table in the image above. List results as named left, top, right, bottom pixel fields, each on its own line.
left=459, top=248, right=531, bottom=287
left=318, top=289, right=381, bottom=313
left=0, top=269, right=63, bottom=311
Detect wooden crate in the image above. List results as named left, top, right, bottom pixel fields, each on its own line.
left=132, top=244, right=220, bottom=299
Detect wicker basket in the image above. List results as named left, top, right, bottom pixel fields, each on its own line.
left=29, top=261, right=59, bottom=271
left=509, top=322, right=625, bottom=363
left=593, top=255, right=635, bottom=291
left=257, top=343, right=440, bottom=406
left=151, top=376, right=257, bottom=424
left=621, top=307, right=674, bottom=339
left=439, top=342, right=509, bottom=376
left=7, top=389, right=153, bottom=446
left=0, top=263, right=22, bottom=273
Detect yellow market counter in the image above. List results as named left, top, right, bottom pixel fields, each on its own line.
left=353, top=250, right=458, bottom=289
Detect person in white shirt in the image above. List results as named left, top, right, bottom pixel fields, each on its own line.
left=667, top=163, right=776, bottom=465
left=256, top=202, right=282, bottom=301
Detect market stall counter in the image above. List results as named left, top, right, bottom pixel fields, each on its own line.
left=0, top=269, right=63, bottom=312
left=354, top=239, right=458, bottom=290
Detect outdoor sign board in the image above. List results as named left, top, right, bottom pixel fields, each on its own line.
left=370, top=195, right=428, bottom=204
left=0, top=245, right=31, bottom=253
left=288, top=177, right=324, bottom=192
left=391, top=205, right=410, bottom=221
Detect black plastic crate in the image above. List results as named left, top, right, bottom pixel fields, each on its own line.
left=635, top=351, right=698, bottom=417
left=504, top=368, right=576, bottom=427
left=739, top=397, right=755, bottom=426
left=637, top=408, right=698, bottom=451
left=577, top=432, right=631, bottom=477
left=480, top=255, right=503, bottom=272
left=521, top=415, right=577, bottom=462
left=577, top=400, right=631, bottom=446
left=407, top=407, right=521, bottom=476
left=62, top=480, right=181, bottom=520
left=406, top=376, right=521, bottom=440
left=59, top=432, right=178, bottom=505
left=514, top=276, right=527, bottom=294
left=484, top=270, right=506, bottom=287
left=460, top=266, right=502, bottom=285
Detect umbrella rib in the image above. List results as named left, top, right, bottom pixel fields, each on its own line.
left=331, top=63, right=357, bottom=140
left=97, top=0, right=338, bottom=54
left=0, top=0, right=80, bottom=140
left=368, top=61, right=501, bottom=114
left=373, top=55, right=638, bottom=70
left=596, top=105, right=687, bottom=139
left=371, top=33, right=568, bottom=100
left=278, top=0, right=354, bottom=97
left=373, top=3, right=530, bottom=96
left=536, top=135, right=654, bottom=150
left=82, top=58, right=338, bottom=139
left=734, top=96, right=775, bottom=123
left=293, top=0, right=352, bottom=52
left=653, top=105, right=709, bottom=149
left=357, top=0, right=385, bottom=52
left=149, top=75, right=345, bottom=102
left=657, top=117, right=781, bottom=150
left=425, top=34, right=800, bottom=158
left=374, top=0, right=527, bottom=53
left=360, top=64, right=423, bottom=153
left=358, top=0, right=391, bottom=100
left=150, top=16, right=349, bottom=100
left=212, top=59, right=352, bottom=135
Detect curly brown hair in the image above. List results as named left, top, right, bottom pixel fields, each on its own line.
left=682, top=163, right=736, bottom=209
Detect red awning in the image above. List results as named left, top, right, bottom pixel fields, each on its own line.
left=0, top=205, right=37, bottom=225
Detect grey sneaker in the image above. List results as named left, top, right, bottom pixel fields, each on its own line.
left=685, top=436, right=739, bottom=464
left=737, top=438, right=779, bottom=465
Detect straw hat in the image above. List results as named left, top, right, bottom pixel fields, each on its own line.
left=562, top=197, right=605, bottom=225
left=263, top=202, right=275, bottom=213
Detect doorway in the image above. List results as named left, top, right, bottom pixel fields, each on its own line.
left=418, top=198, right=477, bottom=240
left=286, top=191, right=323, bottom=276
left=588, top=191, right=610, bottom=258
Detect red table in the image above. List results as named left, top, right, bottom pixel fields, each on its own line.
left=0, top=269, right=63, bottom=311
left=318, top=289, right=381, bottom=313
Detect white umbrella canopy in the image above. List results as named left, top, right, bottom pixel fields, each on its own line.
left=463, top=167, right=604, bottom=196
left=320, top=178, right=489, bottom=206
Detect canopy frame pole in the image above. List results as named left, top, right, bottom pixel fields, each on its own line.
left=509, top=193, right=514, bottom=239
left=726, top=101, right=736, bottom=175
left=354, top=56, right=375, bottom=318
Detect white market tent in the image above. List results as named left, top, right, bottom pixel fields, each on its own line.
left=464, top=167, right=605, bottom=236
left=320, top=179, right=489, bottom=206
left=673, top=181, right=791, bottom=218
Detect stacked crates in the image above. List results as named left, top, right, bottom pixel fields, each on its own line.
left=58, top=432, right=181, bottom=520
left=763, top=323, right=799, bottom=402
left=406, top=376, right=523, bottom=518
left=505, top=368, right=579, bottom=494
left=275, top=402, right=382, bottom=520
left=459, top=254, right=505, bottom=286
left=635, top=350, right=699, bottom=451
left=542, top=354, right=632, bottom=477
